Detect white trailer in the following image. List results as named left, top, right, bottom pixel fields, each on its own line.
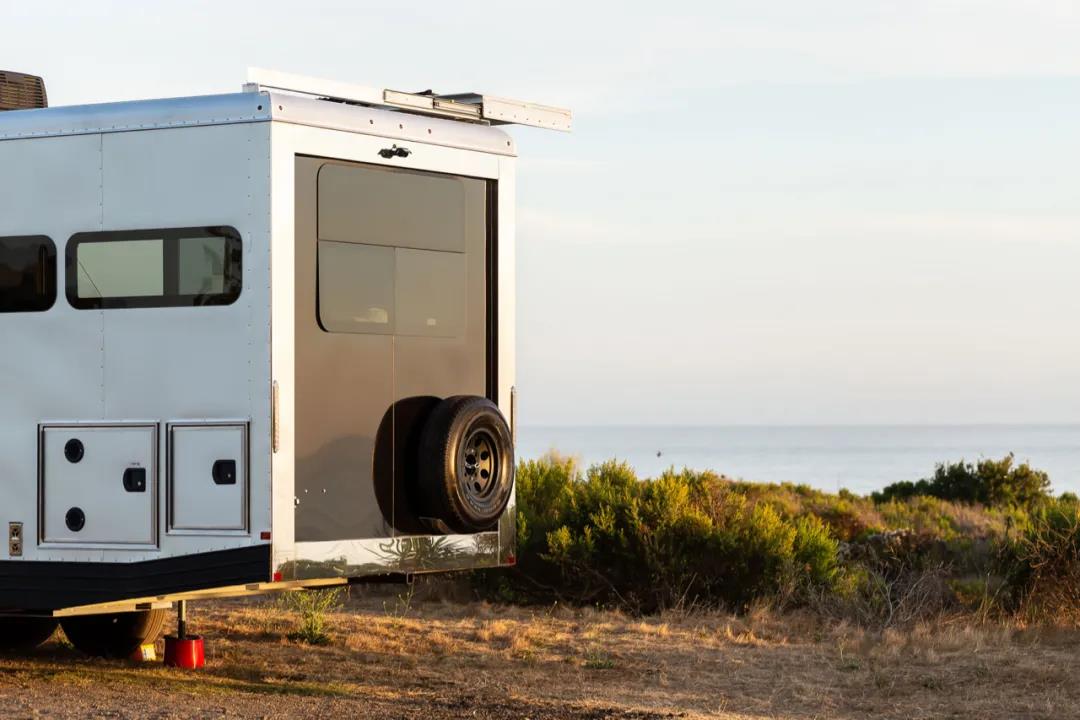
left=0, top=68, right=569, bottom=657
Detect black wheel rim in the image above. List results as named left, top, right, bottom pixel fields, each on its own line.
left=458, top=428, right=501, bottom=510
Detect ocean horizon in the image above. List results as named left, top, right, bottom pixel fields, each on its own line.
left=517, top=423, right=1080, bottom=496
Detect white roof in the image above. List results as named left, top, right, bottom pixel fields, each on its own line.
left=0, top=90, right=517, bottom=156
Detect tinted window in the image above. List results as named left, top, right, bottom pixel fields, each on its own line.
left=67, top=227, right=242, bottom=309
left=318, top=164, right=467, bottom=252
left=77, top=239, right=163, bottom=299
left=0, top=235, right=56, bottom=313
left=316, top=163, right=484, bottom=337
left=318, top=241, right=395, bottom=334
left=395, top=248, right=466, bottom=337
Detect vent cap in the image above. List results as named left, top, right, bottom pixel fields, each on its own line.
left=0, top=71, right=47, bottom=111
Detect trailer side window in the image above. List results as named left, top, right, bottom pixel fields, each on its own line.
left=316, top=163, right=482, bottom=337
left=66, top=227, right=242, bottom=310
left=0, top=235, right=56, bottom=313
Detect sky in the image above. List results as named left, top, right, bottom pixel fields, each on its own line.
left=5, top=0, right=1080, bottom=426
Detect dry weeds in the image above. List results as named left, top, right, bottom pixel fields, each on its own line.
left=0, top=593, right=1079, bottom=719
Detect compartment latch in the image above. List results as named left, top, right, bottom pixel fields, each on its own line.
left=122, top=467, right=147, bottom=493
left=212, top=460, right=237, bottom=486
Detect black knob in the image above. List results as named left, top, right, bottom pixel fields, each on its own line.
left=65, top=507, right=85, bottom=532
left=64, top=438, right=84, bottom=464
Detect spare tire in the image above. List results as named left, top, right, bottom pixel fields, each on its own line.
left=416, top=395, right=514, bottom=534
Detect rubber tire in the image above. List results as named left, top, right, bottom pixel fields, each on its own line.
left=0, top=617, right=58, bottom=651
left=61, top=609, right=168, bottom=658
left=416, top=395, right=514, bottom=534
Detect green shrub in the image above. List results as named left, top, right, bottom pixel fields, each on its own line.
left=482, top=452, right=1080, bottom=624
left=701, top=479, right=884, bottom=542
left=279, top=588, right=344, bottom=645
left=873, top=454, right=1050, bottom=509
left=1001, top=498, right=1080, bottom=621
left=500, top=457, right=839, bottom=613
left=793, top=515, right=841, bottom=586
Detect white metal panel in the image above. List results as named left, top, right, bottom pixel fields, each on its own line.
left=92, top=121, right=273, bottom=561
left=41, top=424, right=157, bottom=546
left=102, top=124, right=259, bottom=229
left=169, top=424, right=247, bottom=532
left=497, top=156, right=517, bottom=521
left=273, top=122, right=500, bottom=181
left=0, top=134, right=102, bottom=233
left=269, top=121, right=297, bottom=567
left=266, top=92, right=515, bottom=157
left=0, top=93, right=270, bottom=141
left=99, top=123, right=261, bottom=417
left=0, top=90, right=516, bottom=156
left=0, top=121, right=273, bottom=566
left=497, top=156, right=517, bottom=416
left=0, top=135, right=105, bottom=559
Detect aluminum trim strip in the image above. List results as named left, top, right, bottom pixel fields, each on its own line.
left=0, top=93, right=271, bottom=141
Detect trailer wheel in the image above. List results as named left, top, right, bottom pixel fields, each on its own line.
left=0, top=617, right=58, bottom=651
left=60, top=609, right=168, bottom=658
left=417, top=395, right=514, bottom=533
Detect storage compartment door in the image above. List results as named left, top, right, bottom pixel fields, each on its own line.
left=168, top=423, right=247, bottom=532
left=41, top=424, right=157, bottom=546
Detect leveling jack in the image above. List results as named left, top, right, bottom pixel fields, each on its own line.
left=164, top=601, right=205, bottom=669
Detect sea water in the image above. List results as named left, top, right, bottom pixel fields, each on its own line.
left=517, top=424, right=1080, bottom=495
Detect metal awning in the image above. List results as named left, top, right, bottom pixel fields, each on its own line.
left=244, top=67, right=572, bottom=132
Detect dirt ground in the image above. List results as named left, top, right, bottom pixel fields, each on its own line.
left=1, top=591, right=1079, bottom=719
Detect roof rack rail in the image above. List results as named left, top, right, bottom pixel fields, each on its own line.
left=243, top=67, right=571, bottom=132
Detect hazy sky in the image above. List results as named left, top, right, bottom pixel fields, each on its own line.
left=5, top=1, right=1080, bottom=425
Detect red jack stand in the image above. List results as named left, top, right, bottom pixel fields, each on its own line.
left=164, top=600, right=205, bottom=669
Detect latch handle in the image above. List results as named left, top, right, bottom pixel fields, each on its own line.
left=122, top=467, right=147, bottom=493
left=213, top=460, right=237, bottom=485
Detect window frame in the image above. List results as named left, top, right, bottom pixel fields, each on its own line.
left=65, top=226, right=243, bottom=310
left=0, top=234, right=57, bottom=314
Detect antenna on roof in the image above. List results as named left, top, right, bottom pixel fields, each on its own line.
left=243, top=67, right=571, bottom=132
left=0, top=71, right=47, bottom=111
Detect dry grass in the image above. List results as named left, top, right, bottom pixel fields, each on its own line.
left=1, top=594, right=1080, bottom=718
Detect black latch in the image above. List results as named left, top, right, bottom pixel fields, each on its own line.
left=122, top=467, right=146, bottom=493
left=378, top=144, right=411, bottom=159
left=213, top=460, right=237, bottom=486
